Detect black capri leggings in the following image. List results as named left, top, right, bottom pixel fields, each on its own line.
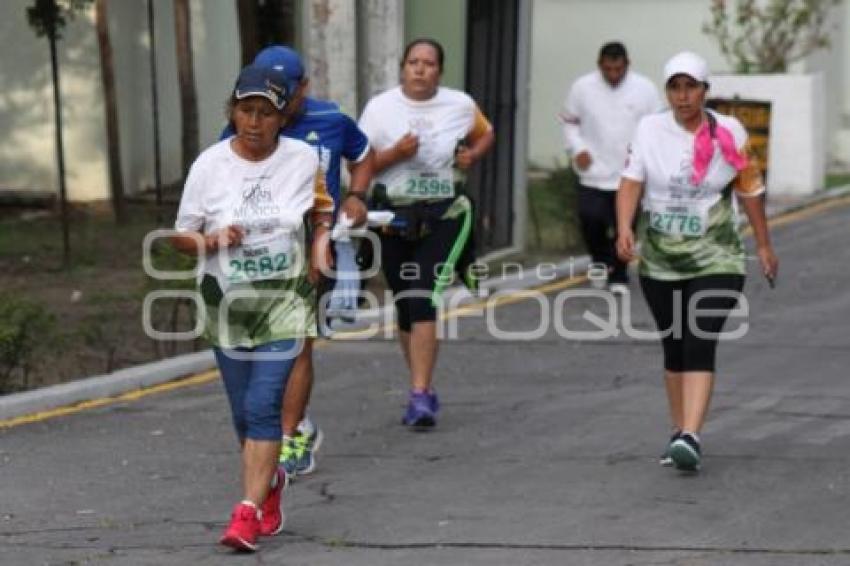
left=639, top=274, right=745, bottom=372
left=380, top=217, right=464, bottom=332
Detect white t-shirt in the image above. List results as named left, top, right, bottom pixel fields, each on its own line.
left=622, top=110, right=765, bottom=279
left=175, top=138, right=320, bottom=288
left=621, top=110, right=763, bottom=208
left=359, top=86, right=477, bottom=202
left=562, top=70, right=661, bottom=190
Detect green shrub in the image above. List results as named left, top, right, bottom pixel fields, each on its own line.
left=0, top=294, right=55, bottom=393
left=78, top=290, right=139, bottom=374
left=527, top=167, right=583, bottom=254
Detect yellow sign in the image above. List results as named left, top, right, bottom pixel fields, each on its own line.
left=706, top=98, right=771, bottom=177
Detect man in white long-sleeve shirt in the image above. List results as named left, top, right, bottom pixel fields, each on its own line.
left=561, top=42, right=660, bottom=291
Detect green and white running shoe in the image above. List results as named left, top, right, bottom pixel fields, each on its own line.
left=279, top=436, right=300, bottom=477
left=659, top=431, right=681, bottom=467
left=669, top=433, right=701, bottom=472
left=293, top=427, right=323, bottom=476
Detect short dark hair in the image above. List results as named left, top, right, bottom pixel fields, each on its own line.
left=401, top=38, right=445, bottom=74
left=599, top=42, right=628, bottom=62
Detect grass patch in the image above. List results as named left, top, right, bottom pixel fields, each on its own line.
left=825, top=174, right=850, bottom=190
left=526, top=167, right=584, bottom=260
left=0, top=204, right=165, bottom=270
left=0, top=201, right=201, bottom=393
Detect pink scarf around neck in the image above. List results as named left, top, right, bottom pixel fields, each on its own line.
left=691, top=117, right=748, bottom=186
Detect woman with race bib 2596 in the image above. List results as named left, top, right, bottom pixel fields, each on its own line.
left=615, top=52, right=778, bottom=472
left=171, top=64, right=334, bottom=551
left=358, top=38, right=494, bottom=428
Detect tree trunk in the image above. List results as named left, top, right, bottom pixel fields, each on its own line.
left=147, top=0, right=164, bottom=222
left=47, top=26, right=71, bottom=268
left=173, top=0, right=199, bottom=180
left=95, top=0, right=126, bottom=223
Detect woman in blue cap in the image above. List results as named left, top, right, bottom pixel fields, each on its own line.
left=172, top=63, right=334, bottom=551
left=221, top=45, right=374, bottom=480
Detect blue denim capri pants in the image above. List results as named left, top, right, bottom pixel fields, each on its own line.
left=213, top=339, right=299, bottom=441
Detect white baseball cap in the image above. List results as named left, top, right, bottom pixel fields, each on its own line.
left=663, top=51, right=709, bottom=84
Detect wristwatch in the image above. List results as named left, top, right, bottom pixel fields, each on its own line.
left=313, top=220, right=332, bottom=230
left=345, top=191, right=368, bottom=203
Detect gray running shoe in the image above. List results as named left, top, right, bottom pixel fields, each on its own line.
left=669, top=433, right=701, bottom=471
left=659, top=431, right=682, bottom=467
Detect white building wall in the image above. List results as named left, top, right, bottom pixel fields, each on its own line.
left=110, top=1, right=179, bottom=199
left=110, top=0, right=240, bottom=195
left=0, top=0, right=55, bottom=195
left=0, top=0, right=239, bottom=202
left=832, top=0, right=850, bottom=170
left=302, top=0, right=359, bottom=115
left=711, top=74, right=825, bottom=195
left=359, top=0, right=405, bottom=106
left=529, top=0, right=850, bottom=174
left=0, top=0, right=108, bottom=201
left=529, top=0, right=728, bottom=170
left=794, top=1, right=848, bottom=172
left=845, top=0, right=850, bottom=118
left=189, top=0, right=241, bottom=149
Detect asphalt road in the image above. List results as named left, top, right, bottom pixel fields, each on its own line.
left=2, top=199, right=850, bottom=566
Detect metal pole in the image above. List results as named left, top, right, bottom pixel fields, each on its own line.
left=148, top=0, right=164, bottom=223
left=512, top=0, right=531, bottom=253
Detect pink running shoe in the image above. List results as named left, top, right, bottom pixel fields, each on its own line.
left=259, top=469, right=287, bottom=536
left=219, top=502, right=260, bottom=552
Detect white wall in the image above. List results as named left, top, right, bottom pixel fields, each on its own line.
left=359, top=0, right=406, bottom=106
left=190, top=0, right=241, bottom=148
left=794, top=1, right=848, bottom=171
left=110, top=1, right=180, bottom=199
left=845, top=0, right=850, bottom=118
left=830, top=0, right=850, bottom=170
left=0, top=0, right=240, bottom=202
left=302, top=0, right=359, bottom=115
left=711, top=74, right=825, bottom=195
left=0, top=0, right=107, bottom=200
left=529, top=0, right=850, bottom=173
left=529, top=0, right=730, bottom=169
left=110, top=0, right=241, bottom=195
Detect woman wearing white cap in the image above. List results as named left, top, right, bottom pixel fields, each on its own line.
left=615, top=51, right=778, bottom=472
left=171, top=63, right=334, bottom=551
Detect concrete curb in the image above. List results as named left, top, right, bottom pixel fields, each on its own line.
left=764, top=184, right=850, bottom=217
left=0, top=351, right=215, bottom=421
left=2, top=184, right=848, bottom=422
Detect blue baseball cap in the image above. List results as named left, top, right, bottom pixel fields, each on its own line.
left=233, top=63, right=289, bottom=110
left=253, top=45, right=305, bottom=93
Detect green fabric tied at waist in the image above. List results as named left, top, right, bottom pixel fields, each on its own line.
left=432, top=195, right=475, bottom=306
left=441, top=194, right=472, bottom=221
